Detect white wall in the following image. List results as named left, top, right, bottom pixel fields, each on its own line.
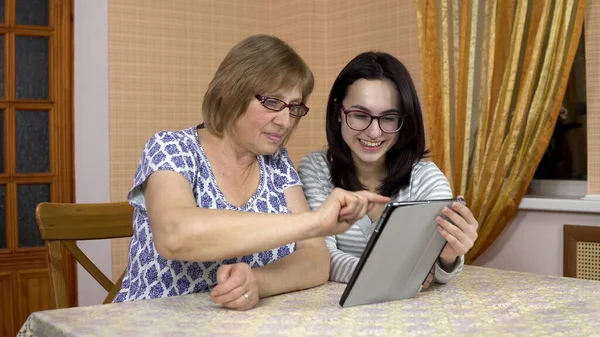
left=74, top=0, right=112, bottom=306
left=475, top=210, right=600, bottom=276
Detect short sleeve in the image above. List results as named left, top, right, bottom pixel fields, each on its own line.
left=128, top=131, right=198, bottom=210
left=268, top=147, right=302, bottom=191
left=411, top=161, right=453, bottom=200
left=410, top=161, right=464, bottom=282
left=298, top=152, right=330, bottom=211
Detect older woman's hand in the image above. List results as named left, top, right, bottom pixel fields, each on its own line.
left=314, top=188, right=390, bottom=237
left=436, top=198, right=479, bottom=267
left=210, top=263, right=259, bottom=310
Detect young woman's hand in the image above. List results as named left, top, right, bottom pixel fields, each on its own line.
left=436, top=198, right=479, bottom=267
left=314, top=188, right=390, bottom=237
left=421, top=267, right=434, bottom=290
left=210, top=263, right=259, bottom=311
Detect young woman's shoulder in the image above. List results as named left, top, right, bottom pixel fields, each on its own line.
left=411, top=159, right=444, bottom=176
left=298, top=150, right=334, bottom=190
left=298, top=151, right=330, bottom=174
left=303, top=150, right=328, bottom=163
left=410, top=160, right=452, bottom=199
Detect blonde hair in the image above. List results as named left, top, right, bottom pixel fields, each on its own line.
left=202, top=34, right=314, bottom=137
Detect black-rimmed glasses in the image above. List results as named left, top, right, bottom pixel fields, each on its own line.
left=341, top=105, right=403, bottom=133
left=255, top=95, right=309, bottom=117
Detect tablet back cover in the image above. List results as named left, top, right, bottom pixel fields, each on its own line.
left=340, top=200, right=453, bottom=308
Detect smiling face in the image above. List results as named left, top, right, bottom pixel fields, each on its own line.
left=340, top=79, right=400, bottom=168
left=230, top=87, right=302, bottom=155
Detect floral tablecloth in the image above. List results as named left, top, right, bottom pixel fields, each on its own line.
left=17, top=266, right=600, bottom=336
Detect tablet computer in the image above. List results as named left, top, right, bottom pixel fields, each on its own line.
left=339, top=198, right=464, bottom=308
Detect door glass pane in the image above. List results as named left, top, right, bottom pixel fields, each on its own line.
left=0, top=185, right=5, bottom=249
left=0, top=110, right=3, bottom=173
left=16, top=110, right=49, bottom=173
left=16, top=0, right=48, bottom=26
left=0, top=0, right=4, bottom=24
left=18, top=184, right=49, bottom=247
left=16, top=36, right=49, bottom=99
left=0, top=34, right=4, bottom=98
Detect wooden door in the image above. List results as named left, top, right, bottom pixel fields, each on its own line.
left=0, top=1, right=74, bottom=336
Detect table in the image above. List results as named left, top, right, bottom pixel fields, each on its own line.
left=18, top=266, right=600, bottom=336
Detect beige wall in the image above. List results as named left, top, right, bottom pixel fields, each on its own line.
left=107, top=0, right=422, bottom=172
left=108, top=1, right=270, bottom=279
left=269, top=1, right=329, bottom=163
left=107, top=0, right=422, bottom=279
left=326, top=0, right=423, bottom=96
left=585, top=1, right=600, bottom=194
left=102, top=1, right=600, bottom=285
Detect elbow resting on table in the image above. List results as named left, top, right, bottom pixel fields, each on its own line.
left=315, top=262, right=330, bottom=285
left=307, top=252, right=330, bottom=286
left=304, top=242, right=331, bottom=286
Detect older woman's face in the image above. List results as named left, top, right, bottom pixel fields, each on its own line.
left=232, top=87, right=302, bottom=155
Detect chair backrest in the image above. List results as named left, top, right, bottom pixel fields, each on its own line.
left=36, top=201, right=134, bottom=308
left=564, top=224, right=600, bottom=281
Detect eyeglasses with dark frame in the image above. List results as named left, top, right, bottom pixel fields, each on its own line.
left=255, top=95, right=310, bottom=117
left=341, top=105, right=404, bottom=133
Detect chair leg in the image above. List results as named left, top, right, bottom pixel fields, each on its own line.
left=103, top=269, right=127, bottom=304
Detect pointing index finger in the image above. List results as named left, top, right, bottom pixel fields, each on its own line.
left=355, top=190, right=390, bottom=204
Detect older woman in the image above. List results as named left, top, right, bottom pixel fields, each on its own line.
left=113, top=35, right=388, bottom=310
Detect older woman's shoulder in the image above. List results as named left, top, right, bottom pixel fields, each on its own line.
left=263, top=147, right=293, bottom=165
left=144, top=126, right=199, bottom=149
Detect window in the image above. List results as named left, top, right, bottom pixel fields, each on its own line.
left=528, top=27, right=587, bottom=198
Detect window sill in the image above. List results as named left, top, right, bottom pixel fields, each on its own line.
left=519, top=195, right=600, bottom=214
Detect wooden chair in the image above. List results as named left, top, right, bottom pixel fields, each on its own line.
left=36, top=201, right=134, bottom=308
left=564, top=224, right=600, bottom=281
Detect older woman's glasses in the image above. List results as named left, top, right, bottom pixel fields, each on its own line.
left=341, top=105, right=403, bottom=133
left=255, top=95, right=309, bottom=117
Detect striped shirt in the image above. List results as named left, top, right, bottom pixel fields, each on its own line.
left=298, top=151, right=464, bottom=283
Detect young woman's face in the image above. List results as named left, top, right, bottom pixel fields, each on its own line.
left=340, top=79, right=401, bottom=168
left=232, top=87, right=303, bottom=155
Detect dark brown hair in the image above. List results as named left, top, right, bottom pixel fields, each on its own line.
left=326, top=52, right=428, bottom=197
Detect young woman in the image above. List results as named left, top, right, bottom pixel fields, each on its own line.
left=114, top=35, right=389, bottom=310
left=299, top=52, right=479, bottom=284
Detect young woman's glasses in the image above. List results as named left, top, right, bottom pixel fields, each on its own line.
left=341, top=105, right=403, bottom=133
left=255, top=95, right=309, bottom=117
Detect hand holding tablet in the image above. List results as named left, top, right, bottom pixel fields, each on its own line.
left=436, top=198, right=479, bottom=267
left=339, top=198, right=467, bottom=308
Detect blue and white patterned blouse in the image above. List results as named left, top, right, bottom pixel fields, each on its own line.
left=114, top=124, right=301, bottom=302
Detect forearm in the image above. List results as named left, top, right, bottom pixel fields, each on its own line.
left=154, top=207, right=318, bottom=262
left=439, top=254, right=459, bottom=270
left=252, top=243, right=330, bottom=298
left=433, top=255, right=464, bottom=284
